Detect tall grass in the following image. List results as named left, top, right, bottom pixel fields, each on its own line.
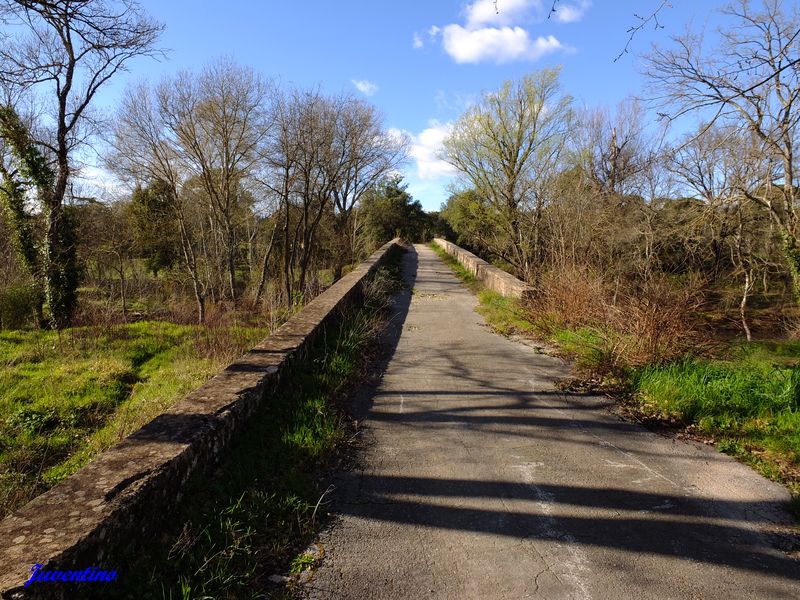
left=631, top=346, right=800, bottom=471
left=632, top=360, right=800, bottom=425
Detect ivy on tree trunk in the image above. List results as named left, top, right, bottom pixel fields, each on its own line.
left=0, top=106, right=80, bottom=329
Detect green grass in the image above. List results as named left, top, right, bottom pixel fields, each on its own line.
left=629, top=343, right=800, bottom=496
left=109, top=258, right=403, bottom=599
left=551, top=327, right=607, bottom=367
left=475, top=289, right=535, bottom=336
left=0, top=321, right=267, bottom=517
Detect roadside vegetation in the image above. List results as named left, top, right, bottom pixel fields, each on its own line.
left=431, top=2, right=800, bottom=510
left=112, top=259, right=403, bottom=599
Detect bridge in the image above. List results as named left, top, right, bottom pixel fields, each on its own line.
left=304, top=244, right=798, bottom=599
left=0, top=241, right=797, bottom=598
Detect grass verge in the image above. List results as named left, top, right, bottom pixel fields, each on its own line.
left=0, top=321, right=267, bottom=518
left=111, top=257, right=403, bottom=599
left=627, top=343, right=800, bottom=503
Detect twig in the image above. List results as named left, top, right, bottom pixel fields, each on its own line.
left=311, top=485, right=335, bottom=526
left=615, top=1, right=672, bottom=62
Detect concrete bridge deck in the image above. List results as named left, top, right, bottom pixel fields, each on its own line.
left=304, top=244, right=798, bottom=599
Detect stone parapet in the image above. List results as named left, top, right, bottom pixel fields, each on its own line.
left=0, top=239, right=401, bottom=598
left=432, top=238, right=532, bottom=299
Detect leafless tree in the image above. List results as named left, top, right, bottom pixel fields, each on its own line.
left=670, top=125, right=778, bottom=338
left=158, top=59, right=273, bottom=302
left=574, top=98, right=656, bottom=201
left=0, top=0, right=162, bottom=327
left=326, top=97, right=407, bottom=279
left=645, top=0, right=800, bottom=299
left=260, top=88, right=339, bottom=306
left=108, top=81, right=209, bottom=323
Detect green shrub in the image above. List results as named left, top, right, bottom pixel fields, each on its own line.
left=0, top=284, right=38, bottom=329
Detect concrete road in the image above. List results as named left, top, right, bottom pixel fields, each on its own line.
left=303, top=244, right=799, bottom=599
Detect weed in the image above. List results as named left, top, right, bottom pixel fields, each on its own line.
left=289, top=551, right=317, bottom=575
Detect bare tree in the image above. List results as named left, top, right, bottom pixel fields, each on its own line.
left=326, top=97, right=407, bottom=279
left=574, top=98, right=655, bottom=201
left=108, top=81, right=209, bottom=323
left=646, top=0, right=800, bottom=300
left=260, top=88, right=337, bottom=306
left=670, top=125, right=778, bottom=338
left=158, top=59, right=272, bottom=302
left=0, top=0, right=162, bottom=327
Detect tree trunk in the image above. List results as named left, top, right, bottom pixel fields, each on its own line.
left=740, top=269, right=753, bottom=342
left=332, top=217, right=346, bottom=281
left=255, top=216, right=279, bottom=304
left=226, top=222, right=237, bottom=302
left=177, top=211, right=206, bottom=324
left=782, top=234, right=800, bottom=305
left=119, top=262, right=127, bottom=321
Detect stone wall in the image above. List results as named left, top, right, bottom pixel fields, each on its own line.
left=0, top=239, right=402, bottom=599
left=432, top=238, right=532, bottom=299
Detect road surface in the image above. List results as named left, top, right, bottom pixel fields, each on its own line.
left=303, top=244, right=798, bottom=599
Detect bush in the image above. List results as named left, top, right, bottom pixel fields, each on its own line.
left=528, top=267, right=707, bottom=372
left=528, top=266, right=610, bottom=329
left=0, top=283, right=38, bottom=329
left=608, top=274, right=708, bottom=367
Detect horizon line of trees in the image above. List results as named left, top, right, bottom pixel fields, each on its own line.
left=0, top=0, right=414, bottom=328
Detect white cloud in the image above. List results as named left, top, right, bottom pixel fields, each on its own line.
left=553, top=0, right=591, bottom=23
left=351, top=79, right=378, bottom=96
left=413, top=33, right=424, bottom=49
left=427, top=0, right=567, bottom=65
left=465, top=0, right=540, bottom=28
left=405, top=121, right=459, bottom=180
left=443, top=25, right=563, bottom=64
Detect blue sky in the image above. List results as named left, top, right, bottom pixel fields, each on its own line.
left=90, top=0, right=732, bottom=210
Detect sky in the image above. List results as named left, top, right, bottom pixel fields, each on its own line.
left=85, top=0, right=734, bottom=210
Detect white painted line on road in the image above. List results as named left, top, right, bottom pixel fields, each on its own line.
left=513, top=462, right=591, bottom=600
